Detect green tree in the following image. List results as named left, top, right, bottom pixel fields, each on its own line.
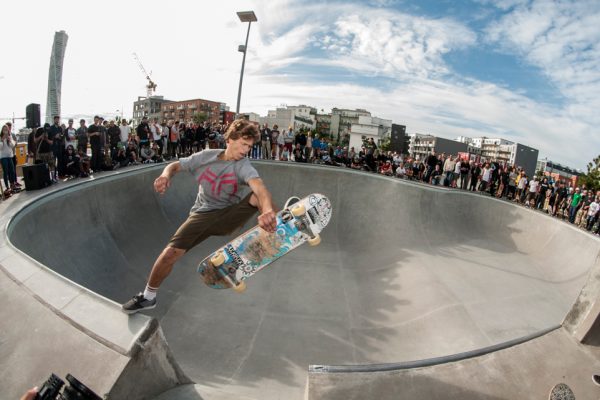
left=192, top=112, right=208, bottom=125
left=379, top=136, right=391, bottom=152
left=579, top=155, right=600, bottom=191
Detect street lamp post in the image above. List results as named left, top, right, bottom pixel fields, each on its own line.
left=235, top=11, right=257, bottom=119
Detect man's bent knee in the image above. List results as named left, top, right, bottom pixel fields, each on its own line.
left=161, top=246, right=186, bottom=263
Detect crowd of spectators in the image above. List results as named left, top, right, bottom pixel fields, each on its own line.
left=250, top=123, right=600, bottom=235
left=6, top=118, right=599, bottom=236
left=20, top=115, right=236, bottom=185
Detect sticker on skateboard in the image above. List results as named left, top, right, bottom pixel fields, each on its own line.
left=197, top=193, right=332, bottom=292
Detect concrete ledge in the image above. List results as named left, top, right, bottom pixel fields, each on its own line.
left=0, top=166, right=190, bottom=400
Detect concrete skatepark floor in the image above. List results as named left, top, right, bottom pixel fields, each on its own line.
left=4, top=161, right=599, bottom=399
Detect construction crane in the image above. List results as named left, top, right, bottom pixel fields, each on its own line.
left=132, top=52, right=157, bottom=97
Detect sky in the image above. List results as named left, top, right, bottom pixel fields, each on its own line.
left=1, top=0, right=599, bottom=170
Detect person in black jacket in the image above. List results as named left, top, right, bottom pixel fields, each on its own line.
left=424, top=151, right=437, bottom=183
left=107, top=120, right=121, bottom=160
left=88, top=116, right=102, bottom=172
left=136, top=117, right=151, bottom=149
left=469, top=162, right=482, bottom=191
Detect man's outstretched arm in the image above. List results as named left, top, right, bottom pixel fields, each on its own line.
left=154, top=161, right=182, bottom=194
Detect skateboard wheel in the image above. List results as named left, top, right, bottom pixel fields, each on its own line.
left=210, top=251, right=226, bottom=267
left=233, top=281, right=247, bottom=293
left=291, top=204, right=306, bottom=217
left=308, top=234, right=321, bottom=246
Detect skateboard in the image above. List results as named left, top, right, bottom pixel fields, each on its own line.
left=548, top=383, right=575, bottom=400
left=197, top=193, right=332, bottom=292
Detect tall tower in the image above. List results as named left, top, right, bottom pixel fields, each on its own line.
left=45, top=30, right=68, bottom=123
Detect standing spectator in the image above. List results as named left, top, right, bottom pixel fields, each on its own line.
left=119, top=119, right=131, bottom=150
left=150, top=118, right=162, bottom=153
left=35, top=125, right=55, bottom=182
left=76, top=119, right=88, bottom=155
left=459, top=158, right=469, bottom=190
left=479, top=163, right=491, bottom=193
left=65, top=119, right=77, bottom=150
left=586, top=196, right=599, bottom=231
left=424, top=151, right=437, bottom=183
left=569, top=187, right=582, bottom=223
left=283, top=126, right=295, bottom=155
left=27, top=125, right=37, bottom=164
left=443, top=155, right=456, bottom=187
left=453, top=156, right=462, bottom=188
left=162, top=121, right=170, bottom=156
left=107, top=120, right=121, bottom=160
left=260, top=124, right=271, bottom=159
left=136, top=117, right=151, bottom=149
left=169, top=121, right=180, bottom=157
left=516, top=172, right=528, bottom=203
left=555, top=182, right=569, bottom=217
left=88, top=116, right=102, bottom=173
left=6, top=123, right=18, bottom=178
left=0, top=125, right=17, bottom=193
left=507, top=167, right=518, bottom=200
left=270, top=124, right=280, bottom=160
left=305, top=132, right=313, bottom=161
left=526, top=177, right=539, bottom=207
left=49, top=115, right=64, bottom=180
left=100, top=118, right=108, bottom=154
left=536, top=177, right=550, bottom=209
left=469, top=162, right=481, bottom=191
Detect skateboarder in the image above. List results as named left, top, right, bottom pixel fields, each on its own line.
left=122, top=119, right=277, bottom=314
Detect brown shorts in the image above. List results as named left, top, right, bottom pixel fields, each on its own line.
left=168, top=193, right=257, bottom=251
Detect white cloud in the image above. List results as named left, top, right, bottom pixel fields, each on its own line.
left=485, top=0, right=600, bottom=121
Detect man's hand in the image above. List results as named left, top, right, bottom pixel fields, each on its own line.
left=258, top=209, right=277, bottom=233
left=154, top=175, right=171, bottom=194
left=20, top=387, right=38, bottom=400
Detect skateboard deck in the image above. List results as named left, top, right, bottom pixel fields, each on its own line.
left=548, top=383, right=575, bottom=400
left=197, top=193, right=332, bottom=291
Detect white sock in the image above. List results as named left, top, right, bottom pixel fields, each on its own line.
left=143, top=285, right=158, bottom=301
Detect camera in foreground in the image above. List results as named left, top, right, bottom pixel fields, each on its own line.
left=36, top=373, right=102, bottom=400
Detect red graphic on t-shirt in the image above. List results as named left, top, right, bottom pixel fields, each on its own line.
left=198, top=167, right=238, bottom=198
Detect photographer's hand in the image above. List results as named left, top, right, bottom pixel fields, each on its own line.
left=19, top=387, right=38, bottom=400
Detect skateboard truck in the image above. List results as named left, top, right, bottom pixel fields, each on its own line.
left=210, top=250, right=247, bottom=293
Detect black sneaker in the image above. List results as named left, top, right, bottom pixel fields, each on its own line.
left=121, top=293, right=156, bottom=314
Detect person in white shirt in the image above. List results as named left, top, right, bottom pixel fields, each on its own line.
left=65, top=119, right=78, bottom=149
left=453, top=158, right=462, bottom=188
left=526, top=177, right=539, bottom=207
left=119, top=119, right=132, bottom=149
left=150, top=118, right=161, bottom=143
left=479, top=163, right=491, bottom=192
left=395, top=162, right=407, bottom=178
left=586, top=196, right=599, bottom=230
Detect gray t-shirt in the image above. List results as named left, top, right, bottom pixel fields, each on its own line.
left=179, top=150, right=260, bottom=213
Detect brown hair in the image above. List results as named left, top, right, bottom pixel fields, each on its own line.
left=224, top=119, right=259, bottom=142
